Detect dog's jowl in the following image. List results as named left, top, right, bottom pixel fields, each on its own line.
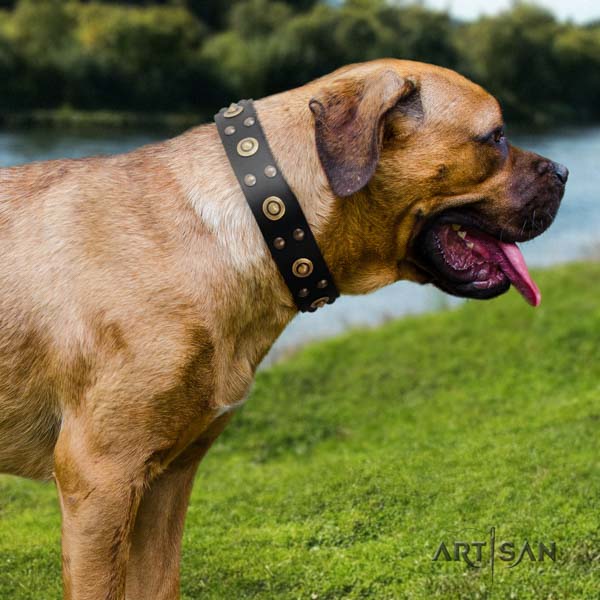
left=0, top=59, right=566, bottom=599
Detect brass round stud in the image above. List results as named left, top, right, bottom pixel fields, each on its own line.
left=310, top=296, right=330, bottom=310
left=237, top=137, right=259, bottom=157
left=273, top=237, right=285, bottom=250
left=243, top=117, right=256, bottom=127
left=292, top=258, right=313, bottom=278
left=262, top=196, right=285, bottom=220
left=264, top=165, right=277, bottom=178
left=244, top=174, right=256, bottom=186
left=317, top=279, right=328, bottom=289
left=224, top=103, right=244, bottom=118
left=224, top=125, right=236, bottom=136
left=298, top=288, right=310, bottom=298
left=293, top=228, right=305, bottom=242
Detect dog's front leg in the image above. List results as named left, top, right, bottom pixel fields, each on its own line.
left=125, top=412, right=234, bottom=600
left=54, top=417, right=151, bottom=600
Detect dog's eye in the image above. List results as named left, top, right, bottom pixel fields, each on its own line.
left=475, top=127, right=507, bottom=147
left=492, top=129, right=506, bottom=145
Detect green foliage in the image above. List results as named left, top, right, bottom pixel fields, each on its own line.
left=1, top=261, right=599, bottom=598
left=10, top=0, right=77, bottom=63
left=0, top=20, right=25, bottom=109
left=71, top=4, right=209, bottom=109
left=457, top=3, right=600, bottom=123
left=0, top=1, right=599, bottom=123
left=264, top=4, right=350, bottom=91
left=228, top=0, right=292, bottom=39
left=379, top=4, right=458, bottom=68
left=459, top=4, right=564, bottom=123
left=249, top=2, right=458, bottom=100
left=553, top=24, right=600, bottom=121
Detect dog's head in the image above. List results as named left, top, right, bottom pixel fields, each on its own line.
left=308, top=60, right=567, bottom=305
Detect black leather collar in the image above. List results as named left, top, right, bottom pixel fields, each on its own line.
left=215, top=99, right=339, bottom=312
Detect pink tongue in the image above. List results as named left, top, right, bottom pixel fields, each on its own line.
left=463, top=228, right=541, bottom=307
left=497, top=242, right=541, bottom=307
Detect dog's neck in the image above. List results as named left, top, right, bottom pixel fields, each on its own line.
left=256, top=92, right=338, bottom=240
left=258, top=92, right=404, bottom=296
left=166, top=90, right=337, bottom=375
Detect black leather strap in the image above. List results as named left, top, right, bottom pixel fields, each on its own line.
left=215, top=99, right=339, bottom=312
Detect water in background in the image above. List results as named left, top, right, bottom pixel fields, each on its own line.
left=1, top=126, right=598, bottom=360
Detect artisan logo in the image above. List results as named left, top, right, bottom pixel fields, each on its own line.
left=432, top=526, right=556, bottom=582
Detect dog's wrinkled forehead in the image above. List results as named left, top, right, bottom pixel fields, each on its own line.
left=419, top=70, right=503, bottom=136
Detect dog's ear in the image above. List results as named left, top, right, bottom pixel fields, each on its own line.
left=309, top=70, right=417, bottom=198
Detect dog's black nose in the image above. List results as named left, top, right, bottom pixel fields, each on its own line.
left=536, top=160, right=569, bottom=185
left=552, top=161, right=569, bottom=184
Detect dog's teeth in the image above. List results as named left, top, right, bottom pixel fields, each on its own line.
left=457, top=231, right=467, bottom=239
left=452, top=224, right=461, bottom=231
left=467, top=241, right=474, bottom=249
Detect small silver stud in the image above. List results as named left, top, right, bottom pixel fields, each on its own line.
left=243, top=117, right=256, bottom=127
left=244, top=174, right=256, bottom=186
left=264, top=165, right=277, bottom=178
left=317, top=279, right=328, bottom=289
left=224, top=125, right=236, bottom=136
left=298, top=288, right=309, bottom=298
left=273, top=237, right=285, bottom=250
left=310, top=296, right=330, bottom=310
left=224, top=103, right=244, bottom=118
left=293, top=228, right=305, bottom=241
left=237, top=137, right=259, bottom=157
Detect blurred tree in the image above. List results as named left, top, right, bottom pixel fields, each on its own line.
left=279, top=0, right=320, bottom=10
left=9, top=0, right=77, bottom=63
left=333, top=2, right=392, bottom=63
left=186, top=0, right=243, bottom=30
left=554, top=25, right=600, bottom=120
left=265, top=0, right=457, bottom=94
left=201, top=0, right=295, bottom=99
left=187, top=0, right=318, bottom=30
left=201, top=31, right=269, bottom=99
left=73, top=4, right=208, bottom=109
left=265, top=4, right=348, bottom=91
left=4, top=0, right=78, bottom=107
left=458, top=3, right=562, bottom=122
left=229, top=0, right=292, bottom=39
left=0, top=28, right=25, bottom=109
left=79, top=1, right=172, bottom=4
left=378, top=4, right=458, bottom=68
left=0, top=0, right=597, bottom=123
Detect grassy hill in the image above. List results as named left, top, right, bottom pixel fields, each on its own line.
left=1, top=262, right=599, bottom=599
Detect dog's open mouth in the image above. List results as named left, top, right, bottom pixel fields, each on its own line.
left=415, top=213, right=541, bottom=306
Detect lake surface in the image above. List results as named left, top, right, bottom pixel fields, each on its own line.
left=1, top=125, right=599, bottom=360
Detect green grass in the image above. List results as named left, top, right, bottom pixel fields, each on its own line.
left=1, top=262, right=599, bottom=599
